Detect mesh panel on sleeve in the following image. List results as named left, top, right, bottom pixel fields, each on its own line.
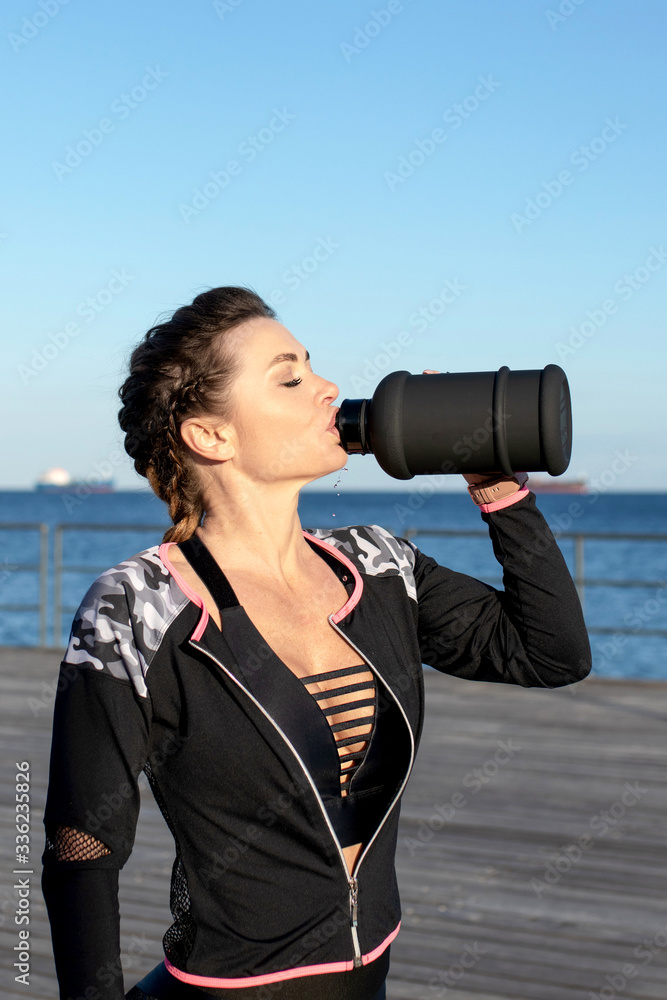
left=52, top=824, right=112, bottom=862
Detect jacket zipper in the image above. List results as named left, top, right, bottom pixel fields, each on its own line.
left=327, top=616, right=416, bottom=884
left=348, top=874, right=361, bottom=966
left=328, top=615, right=416, bottom=968
left=190, top=620, right=416, bottom=970
left=190, top=639, right=366, bottom=966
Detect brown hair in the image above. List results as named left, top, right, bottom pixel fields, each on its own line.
left=118, top=286, right=276, bottom=543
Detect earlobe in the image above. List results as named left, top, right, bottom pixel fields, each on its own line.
left=180, top=416, right=235, bottom=462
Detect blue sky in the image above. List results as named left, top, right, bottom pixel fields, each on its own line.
left=2, top=0, right=666, bottom=491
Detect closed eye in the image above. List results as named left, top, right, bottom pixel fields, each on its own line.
left=281, top=376, right=302, bottom=387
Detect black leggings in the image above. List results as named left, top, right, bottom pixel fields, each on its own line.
left=126, top=958, right=388, bottom=1000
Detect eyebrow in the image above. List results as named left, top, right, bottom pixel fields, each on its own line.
left=266, top=348, right=310, bottom=371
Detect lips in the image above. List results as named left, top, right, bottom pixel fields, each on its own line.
left=326, top=408, right=340, bottom=437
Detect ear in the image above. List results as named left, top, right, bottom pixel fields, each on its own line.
left=179, top=415, right=236, bottom=462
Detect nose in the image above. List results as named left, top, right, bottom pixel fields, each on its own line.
left=318, top=374, right=339, bottom=403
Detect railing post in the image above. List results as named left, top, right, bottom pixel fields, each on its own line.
left=574, top=533, right=585, bottom=612
left=53, top=525, right=63, bottom=648
left=3, top=520, right=667, bottom=647
left=39, top=523, right=49, bottom=648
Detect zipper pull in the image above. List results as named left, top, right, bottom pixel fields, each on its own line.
left=349, top=876, right=358, bottom=924
left=348, top=876, right=362, bottom=967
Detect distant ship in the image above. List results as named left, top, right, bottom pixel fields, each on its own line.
left=528, top=476, right=588, bottom=494
left=34, top=467, right=115, bottom=494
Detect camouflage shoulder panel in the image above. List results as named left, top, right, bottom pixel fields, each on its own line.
left=62, top=545, right=189, bottom=698
left=305, top=523, right=417, bottom=602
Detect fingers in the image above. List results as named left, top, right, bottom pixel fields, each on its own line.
left=462, top=473, right=492, bottom=484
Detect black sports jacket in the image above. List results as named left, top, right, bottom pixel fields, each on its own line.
left=41, top=491, right=591, bottom=999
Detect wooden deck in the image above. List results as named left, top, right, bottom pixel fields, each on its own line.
left=1, top=647, right=665, bottom=999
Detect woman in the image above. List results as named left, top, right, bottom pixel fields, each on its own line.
left=41, top=286, right=591, bottom=1000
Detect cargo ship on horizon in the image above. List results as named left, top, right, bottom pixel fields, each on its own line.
left=34, top=467, right=115, bottom=494
left=528, top=476, right=588, bottom=494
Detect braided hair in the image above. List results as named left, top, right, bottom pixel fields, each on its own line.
left=118, top=286, right=276, bottom=543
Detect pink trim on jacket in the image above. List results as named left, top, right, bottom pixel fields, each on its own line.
left=158, top=542, right=209, bottom=641
left=158, top=532, right=363, bottom=640
left=302, top=530, right=364, bottom=623
left=163, top=920, right=400, bottom=988
left=477, top=485, right=530, bottom=513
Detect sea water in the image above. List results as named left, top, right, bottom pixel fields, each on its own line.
left=0, top=488, right=665, bottom=680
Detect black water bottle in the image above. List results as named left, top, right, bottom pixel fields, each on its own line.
left=334, top=364, right=572, bottom=480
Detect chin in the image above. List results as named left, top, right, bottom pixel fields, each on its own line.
left=331, top=445, right=348, bottom=470
left=303, top=449, right=347, bottom=485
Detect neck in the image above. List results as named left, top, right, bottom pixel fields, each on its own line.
left=195, top=477, right=313, bottom=584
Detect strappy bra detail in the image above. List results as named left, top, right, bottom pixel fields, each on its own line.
left=176, top=534, right=400, bottom=849
left=298, top=665, right=376, bottom=794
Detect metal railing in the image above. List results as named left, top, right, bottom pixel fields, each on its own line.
left=402, top=527, right=667, bottom=638
left=53, top=523, right=167, bottom=646
left=0, top=522, right=49, bottom=646
left=0, top=522, right=665, bottom=647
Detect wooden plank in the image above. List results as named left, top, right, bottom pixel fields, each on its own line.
left=0, top=648, right=665, bottom=999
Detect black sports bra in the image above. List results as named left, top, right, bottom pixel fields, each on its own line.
left=177, top=534, right=403, bottom=849
left=298, top=664, right=376, bottom=795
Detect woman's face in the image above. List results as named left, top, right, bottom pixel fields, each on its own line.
left=221, top=317, right=347, bottom=485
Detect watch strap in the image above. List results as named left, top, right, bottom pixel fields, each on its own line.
left=467, top=472, right=529, bottom=506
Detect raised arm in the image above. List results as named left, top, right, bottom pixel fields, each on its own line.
left=398, top=490, right=592, bottom=687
